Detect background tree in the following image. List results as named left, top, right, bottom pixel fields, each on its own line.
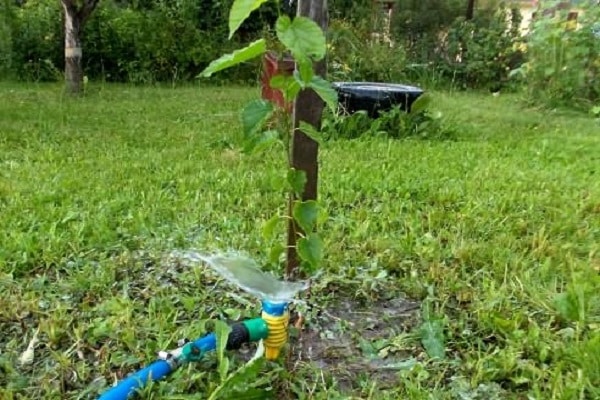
left=466, top=0, right=475, bottom=20
left=61, top=0, right=99, bottom=93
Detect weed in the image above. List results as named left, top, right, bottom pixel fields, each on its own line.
left=322, top=93, right=455, bottom=141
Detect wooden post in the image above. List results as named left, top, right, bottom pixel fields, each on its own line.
left=285, top=0, right=328, bottom=279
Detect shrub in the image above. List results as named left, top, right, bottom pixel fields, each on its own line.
left=512, top=2, right=600, bottom=109
left=392, top=0, right=523, bottom=90
left=5, top=0, right=277, bottom=83
left=441, top=6, right=524, bottom=90
left=322, top=94, right=454, bottom=141
left=83, top=0, right=265, bottom=83
left=0, top=0, right=15, bottom=78
left=392, top=0, right=466, bottom=63
left=10, top=0, right=63, bottom=82
left=327, top=19, right=407, bottom=83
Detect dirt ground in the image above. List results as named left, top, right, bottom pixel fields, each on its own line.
left=288, top=294, right=421, bottom=393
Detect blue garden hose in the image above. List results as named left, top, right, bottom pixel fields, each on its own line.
left=97, top=317, right=271, bottom=400
left=98, top=335, right=217, bottom=400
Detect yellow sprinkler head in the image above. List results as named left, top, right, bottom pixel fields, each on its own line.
left=261, top=301, right=290, bottom=361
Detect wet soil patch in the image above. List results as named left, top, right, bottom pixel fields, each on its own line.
left=289, top=294, right=421, bottom=393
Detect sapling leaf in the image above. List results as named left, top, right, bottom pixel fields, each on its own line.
left=292, top=70, right=307, bottom=89
left=298, top=59, right=314, bottom=84
left=243, top=129, right=279, bottom=154
left=242, top=100, right=274, bottom=137
left=276, top=16, right=326, bottom=63
left=214, top=320, right=232, bottom=381
left=262, top=214, right=283, bottom=241
left=270, top=74, right=301, bottom=102
left=268, top=243, right=286, bottom=265
left=287, top=168, right=307, bottom=196
left=270, top=74, right=290, bottom=89
left=199, top=39, right=266, bottom=78
left=297, top=233, right=323, bottom=272
left=293, top=200, right=319, bottom=233
left=298, top=121, right=323, bottom=145
left=309, top=76, right=338, bottom=112
left=228, top=0, right=270, bottom=39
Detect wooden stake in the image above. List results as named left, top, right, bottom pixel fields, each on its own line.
left=285, top=0, right=328, bottom=279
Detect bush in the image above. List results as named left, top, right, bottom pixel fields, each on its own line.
left=322, top=94, right=454, bottom=141
left=5, top=0, right=277, bottom=83
left=83, top=0, right=270, bottom=83
left=83, top=2, right=210, bottom=83
left=392, top=0, right=523, bottom=90
left=328, top=19, right=407, bottom=83
left=0, top=0, right=15, bottom=79
left=10, top=0, right=63, bottom=81
left=512, top=3, right=600, bottom=109
left=440, top=6, right=524, bottom=90
left=392, top=0, right=466, bottom=63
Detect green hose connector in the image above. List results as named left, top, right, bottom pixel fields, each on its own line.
left=177, top=318, right=269, bottom=365
left=181, top=342, right=203, bottom=362
left=243, top=318, right=269, bottom=342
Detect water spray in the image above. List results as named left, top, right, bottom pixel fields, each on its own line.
left=97, top=252, right=305, bottom=400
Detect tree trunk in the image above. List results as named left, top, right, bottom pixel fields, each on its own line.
left=62, top=2, right=83, bottom=94
left=61, top=0, right=99, bottom=94
left=286, top=0, right=328, bottom=279
left=465, top=0, right=475, bottom=20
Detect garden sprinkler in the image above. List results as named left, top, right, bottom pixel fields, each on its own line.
left=97, top=252, right=304, bottom=400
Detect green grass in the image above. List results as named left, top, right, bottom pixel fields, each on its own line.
left=0, top=82, right=599, bottom=399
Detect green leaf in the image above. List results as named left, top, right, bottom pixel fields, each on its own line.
left=242, top=100, right=274, bottom=137
left=297, top=233, right=323, bottom=272
left=214, top=320, right=232, bottom=381
left=297, top=59, right=314, bottom=84
left=240, top=100, right=278, bottom=154
left=270, top=74, right=290, bottom=89
left=276, top=16, right=326, bottom=62
left=554, top=291, right=580, bottom=323
left=298, top=121, right=323, bottom=145
left=208, top=341, right=266, bottom=400
left=262, top=214, right=283, bottom=241
left=292, top=200, right=319, bottom=233
left=199, top=39, right=266, bottom=78
left=268, top=243, right=286, bottom=265
left=287, top=168, right=307, bottom=196
left=270, top=74, right=301, bottom=102
left=243, top=129, right=279, bottom=154
left=242, top=130, right=280, bottom=154
left=222, top=388, right=273, bottom=400
left=419, top=319, right=445, bottom=360
left=309, top=76, right=338, bottom=112
left=228, top=0, right=270, bottom=39
left=544, top=67, right=555, bottom=77
left=410, top=93, right=431, bottom=114
left=218, top=353, right=229, bottom=381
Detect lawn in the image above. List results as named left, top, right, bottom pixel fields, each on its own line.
left=0, top=82, right=599, bottom=399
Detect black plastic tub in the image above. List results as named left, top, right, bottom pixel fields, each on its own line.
left=332, top=82, right=424, bottom=118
